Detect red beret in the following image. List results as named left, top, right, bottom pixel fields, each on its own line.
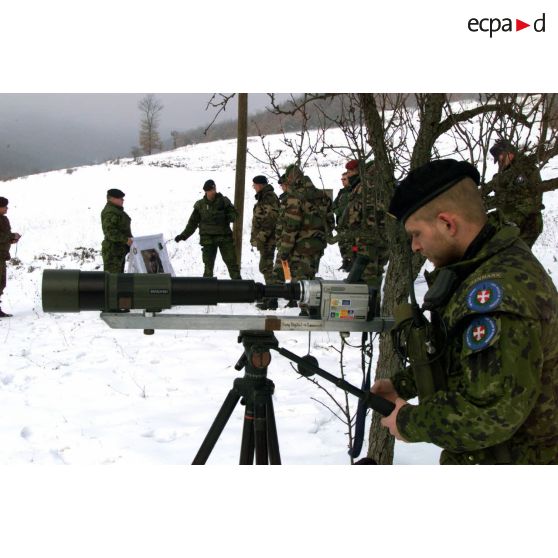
left=345, top=160, right=359, bottom=171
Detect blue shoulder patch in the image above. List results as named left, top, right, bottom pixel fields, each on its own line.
left=466, top=280, right=504, bottom=312
left=465, top=316, right=498, bottom=352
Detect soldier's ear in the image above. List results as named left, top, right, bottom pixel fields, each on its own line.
left=436, top=212, right=458, bottom=236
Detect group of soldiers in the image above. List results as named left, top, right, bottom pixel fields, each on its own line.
left=92, top=139, right=550, bottom=314
left=0, top=139, right=546, bottom=320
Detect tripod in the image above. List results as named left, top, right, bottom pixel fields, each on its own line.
left=192, top=330, right=282, bottom=464
left=192, top=330, right=396, bottom=465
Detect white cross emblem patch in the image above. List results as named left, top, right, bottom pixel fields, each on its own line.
left=467, top=280, right=503, bottom=313
left=465, top=316, right=498, bottom=351
left=476, top=290, right=491, bottom=304
left=473, top=325, right=486, bottom=341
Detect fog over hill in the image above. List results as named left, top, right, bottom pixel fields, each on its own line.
left=0, top=93, right=288, bottom=179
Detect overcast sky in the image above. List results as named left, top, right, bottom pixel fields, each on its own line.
left=0, top=93, right=292, bottom=176
left=0, top=93, right=285, bottom=136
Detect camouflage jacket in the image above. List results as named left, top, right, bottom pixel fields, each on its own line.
left=393, top=213, right=558, bottom=464
left=332, top=187, right=351, bottom=228
left=275, top=192, right=289, bottom=245
left=340, top=175, right=387, bottom=256
left=178, top=193, right=237, bottom=242
left=0, top=215, right=16, bottom=261
left=482, top=155, right=543, bottom=225
left=250, top=184, right=279, bottom=248
left=278, top=176, right=334, bottom=257
left=101, top=202, right=132, bottom=245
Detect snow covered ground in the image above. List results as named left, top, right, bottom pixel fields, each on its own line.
left=2, top=129, right=558, bottom=465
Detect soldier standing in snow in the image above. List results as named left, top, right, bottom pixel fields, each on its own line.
left=0, top=196, right=21, bottom=318
left=250, top=175, right=280, bottom=310
left=175, top=179, right=241, bottom=279
left=331, top=171, right=353, bottom=271
left=101, top=188, right=133, bottom=273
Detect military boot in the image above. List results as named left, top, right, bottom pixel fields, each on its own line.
left=0, top=308, right=13, bottom=318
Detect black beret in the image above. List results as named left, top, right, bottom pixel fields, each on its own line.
left=389, top=159, right=480, bottom=223
left=0, top=196, right=8, bottom=208
left=489, top=139, right=516, bottom=163
left=252, top=175, right=268, bottom=185
left=107, top=188, right=125, bottom=198
left=203, top=179, right=216, bottom=191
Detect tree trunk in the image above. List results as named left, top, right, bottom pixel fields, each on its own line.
left=359, top=94, right=439, bottom=464
left=234, top=93, right=248, bottom=264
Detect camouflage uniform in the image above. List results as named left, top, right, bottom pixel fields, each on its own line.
left=0, top=214, right=17, bottom=303
left=177, top=193, right=241, bottom=279
left=271, top=191, right=289, bottom=283
left=250, top=183, right=279, bottom=284
left=278, top=174, right=334, bottom=281
left=332, top=186, right=353, bottom=268
left=394, top=213, right=558, bottom=464
left=482, top=154, right=543, bottom=248
left=341, top=173, right=388, bottom=290
left=101, top=202, right=132, bottom=273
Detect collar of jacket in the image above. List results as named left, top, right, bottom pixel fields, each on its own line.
left=348, top=174, right=360, bottom=189
left=424, top=211, right=519, bottom=290
left=204, top=192, right=223, bottom=204
left=254, top=183, right=274, bottom=200
left=106, top=201, right=124, bottom=212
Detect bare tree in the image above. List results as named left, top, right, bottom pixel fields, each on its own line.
left=138, top=94, right=164, bottom=155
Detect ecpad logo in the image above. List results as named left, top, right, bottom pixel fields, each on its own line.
left=468, top=13, right=546, bottom=37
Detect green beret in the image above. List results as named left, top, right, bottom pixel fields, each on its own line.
left=389, top=159, right=480, bottom=223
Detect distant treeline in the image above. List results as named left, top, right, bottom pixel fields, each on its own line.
left=167, top=94, right=479, bottom=149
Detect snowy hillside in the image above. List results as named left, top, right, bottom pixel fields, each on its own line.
left=1, top=129, right=558, bottom=465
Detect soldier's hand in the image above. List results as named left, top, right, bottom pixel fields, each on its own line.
left=174, top=235, right=182, bottom=243
left=127, top=237, right=133, bottom=246
left=380, top=397, right=408, bottom=442
left=280, top=253, right=289, bottom=262
left=371, top=379, right=399, bottom=403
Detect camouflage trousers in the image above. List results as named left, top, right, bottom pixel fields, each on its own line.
left=0, top=259, right=6, bottom=299
left=257, top=243, right=276, bottom=284
left=102, top=242, right=128, bottom=273
left=201, top=235, right=241, bottom=279
left=272, top=250, right=322, bottom=283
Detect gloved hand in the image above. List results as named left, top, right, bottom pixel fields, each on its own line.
left=174, top=235, right=183, bottom=243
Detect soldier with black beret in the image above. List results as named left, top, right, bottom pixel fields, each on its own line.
left=250, top=175, right=279, bottom=310
left=175, top=179, right=241, bottom=279
left=0, top=196, right=21, bottom=317
left=101, top=188, right=133, bottom=273
left=373, top=159, right=558, bottom=464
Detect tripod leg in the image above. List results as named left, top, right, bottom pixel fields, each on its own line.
left=253, top=395, right=269, bottom=465
left=239, top=405, right=255, bottom=465
left=265, top=395, right=281, bottom=465
left=192, top=389, right=241, bottom=465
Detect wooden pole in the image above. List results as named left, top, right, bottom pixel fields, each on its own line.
left=233, top=93, right=248, bottom=265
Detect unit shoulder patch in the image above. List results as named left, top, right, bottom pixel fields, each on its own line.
left=465, top=316, right=498, bottom=352
left=466, top=280, right=504, bottom=312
